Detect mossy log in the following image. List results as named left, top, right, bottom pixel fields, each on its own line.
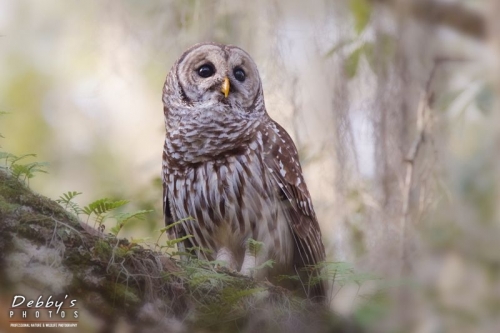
left=0, top=171, right=360, bottom=332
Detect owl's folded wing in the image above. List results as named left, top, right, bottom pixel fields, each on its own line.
left=262, top=120, right=326, bottom=301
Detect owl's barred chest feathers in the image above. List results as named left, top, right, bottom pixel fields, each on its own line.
left=164, top=125, right=294, bottom=269
left=164, top=107, right=261, bottom=164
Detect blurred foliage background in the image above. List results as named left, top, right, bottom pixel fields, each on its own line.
left=1, top=0, right=499, bottom=332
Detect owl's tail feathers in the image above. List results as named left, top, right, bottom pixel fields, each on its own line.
left=295, top=264, right=328, bottom=304
left=308, top=275, right=327, bottom=303
left=290, top=226, right=328, bottom=304
left=290, top=240, right=328, bottom=303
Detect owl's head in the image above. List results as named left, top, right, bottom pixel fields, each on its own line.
left=163, top=43, right=265, bottom=118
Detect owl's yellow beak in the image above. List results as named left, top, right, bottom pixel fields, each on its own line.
left=221, top=77, right=230, bottom=98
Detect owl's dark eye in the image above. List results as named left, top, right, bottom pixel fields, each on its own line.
left=197, top=64, right=215, bottom=78
left=233, top=67, right=246, bottom=82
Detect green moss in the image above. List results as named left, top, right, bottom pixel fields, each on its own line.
left=0, top=171, right=77, bottom=225
left=0, top=193, right=19, bottom=215
left=105, top=281, right=141, bottom=308
left=94, top=239, right=112, bottom=258
left=65, top=245, right=92, bottom=268
left=0, top=173, right=29, bottom=203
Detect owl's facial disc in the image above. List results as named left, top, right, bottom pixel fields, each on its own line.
left=176, top=44, right=262, bottom=109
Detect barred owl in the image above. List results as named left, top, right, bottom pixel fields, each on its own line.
left=162, top=42, right=326, bottom=301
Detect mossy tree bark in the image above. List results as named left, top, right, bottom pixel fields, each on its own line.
left=0, top=171, right=358, bottom=333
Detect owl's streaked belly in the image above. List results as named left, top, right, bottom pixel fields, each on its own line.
left=166, top=150, right=293, bottom=273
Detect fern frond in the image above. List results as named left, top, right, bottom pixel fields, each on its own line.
left=9, top=153, right=37, bottom=166
left=94, top=213, right=107, bottom=226
left=109, top=209, right=153, bottom=236
left=114, top=209, right=153, bottom=224
left=82, top=198, right=129, bottom=216
left=0, top=152, right=16, bottom=163
left=56, top=191, right=83, bottom=215
left=164, top=235, right=194, bottom=248
left=316, top=261, right=379, bottom=286
left=57, top=191, right=82, bottom=204
left=159, top=216, right=195, bottom=233
left=10, top=161, right=48, bottom=180
left=66, top=201, right=83, bottom=215
left=249, top=259, right=275, bottom=272
left=130, top=237, right=151, bottom=245
left=247, top=238, right=264, bottom=257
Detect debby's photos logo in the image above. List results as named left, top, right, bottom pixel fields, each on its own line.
left=8, top=294, right=79, bottom=328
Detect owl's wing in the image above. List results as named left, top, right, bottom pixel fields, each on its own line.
left=162, top=180, right=173, bottom=227
left=261, top=120, right=326, bottom=301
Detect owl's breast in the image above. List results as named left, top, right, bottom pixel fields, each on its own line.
left=164, top=142, right=293, bottom=267
left=165, top=111, right=261, bottom=165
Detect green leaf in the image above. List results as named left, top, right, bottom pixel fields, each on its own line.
left=10, top=162, right=48, bottom=179
left=159, top=216, right=195, bottom=233
left=345, top=46, right=363, bottom=78
left=114, top=209, right=153, bottom=223
left=318, top=261, right=379, bottom=286
left=11, top=164, right=30, bottom=179
left=82, top=198, right=129, bottom=216
left=350, top=0, right=372, bottom=34
left=247, top=238, right=264, bottom=257
left=66, top=201, right=83, bottom=216
left=0, top=152, right=16, bottom=162
left=10, top=153, right=37, bottom=165
left=95, top=213, right=108, bottom=226
left=249, top=259, right=275, bottom=272
left=57, top=191, right=82, bottom=204
left=110, top=209, right=153, bottom=236
left=165, top=235, right=194, bottom=248
left=130, top=237, right=151, bottom=244
left=56, top=191, right=83, bottom=214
